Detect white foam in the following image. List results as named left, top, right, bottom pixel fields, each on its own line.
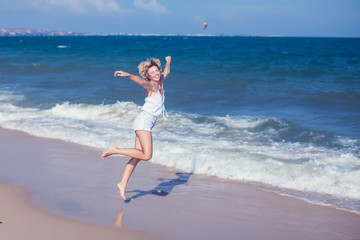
left=151, top=114, right=360, bottom=207
left=0, top=94, right=359, bottom=213
left=0, top=100, right=139, bottom=149
left=0, top=90, right=24, bottom=102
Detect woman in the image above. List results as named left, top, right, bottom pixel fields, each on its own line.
left=102, top=56, right=171, bottom=201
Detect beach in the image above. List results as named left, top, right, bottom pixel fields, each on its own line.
left=1, top=127, right=359, bottom=240
left=0, top=127, right=155, bottom=240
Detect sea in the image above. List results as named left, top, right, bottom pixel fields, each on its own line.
left=0, top=36, right=359, bottom=214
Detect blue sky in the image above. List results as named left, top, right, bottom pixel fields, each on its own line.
left=1, top=0, right=359, bottom=37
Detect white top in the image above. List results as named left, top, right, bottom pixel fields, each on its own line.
left=141, top=91, right=165, bottom=118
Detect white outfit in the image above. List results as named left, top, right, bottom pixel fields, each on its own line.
left=141, top=91, right=165, bottom=118
left=133, top=91, right=165, bottom=132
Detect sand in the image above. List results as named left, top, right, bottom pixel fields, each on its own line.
left=0, top=182, right=153, bottom=240
left=0, top=127, right=359, bottom=240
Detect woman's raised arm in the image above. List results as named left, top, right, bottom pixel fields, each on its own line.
left=162, top=56, right=171, bottom=79
left=114, top=70, right=152, bottom=90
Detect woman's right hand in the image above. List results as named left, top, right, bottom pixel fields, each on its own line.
left=114, top=71, right=129, bottom=77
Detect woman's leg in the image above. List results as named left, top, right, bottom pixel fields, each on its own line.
left=103, top=130, right=153, bottom=200
left=117, top=136, right=142, bottom=200
left=101, top=130, right=153, bottom=160
left=117, top=158, right=140, bottom=200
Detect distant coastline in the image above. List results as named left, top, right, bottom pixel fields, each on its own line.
left=0, top=28, right=106, bottom=36
left=0, top=28, right=81, bottom=36
left=0, top=28, right=284, bottom=37
left=2, top=28, right=357, bottom=38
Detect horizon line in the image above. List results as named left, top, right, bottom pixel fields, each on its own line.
left=0, top=28, right=359, bottom=38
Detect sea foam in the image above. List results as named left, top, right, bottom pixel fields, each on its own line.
left=0, top=91, right=359, bottom=213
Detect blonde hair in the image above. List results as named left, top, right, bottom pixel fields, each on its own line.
left=138, top=58, right=162, bottom=81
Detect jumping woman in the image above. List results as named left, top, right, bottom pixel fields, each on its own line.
left=102, top=56, right=171, bottom=201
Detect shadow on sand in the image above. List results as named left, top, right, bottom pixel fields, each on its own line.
left=125, top=172, right=192, bottom=203
left=114, top=172, right=192, bottom=227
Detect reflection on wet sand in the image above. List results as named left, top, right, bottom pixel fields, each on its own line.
left=114, top=208, right=125, bottom=228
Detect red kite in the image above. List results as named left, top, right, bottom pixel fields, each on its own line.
left=203, top=21, right=208, bottom=30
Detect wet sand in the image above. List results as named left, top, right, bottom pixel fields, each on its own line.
left=0, top=127, right=359, bottom=240
left=0, top=182, right=153, bottom=240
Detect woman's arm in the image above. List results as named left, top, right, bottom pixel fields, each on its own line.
left=114, top=70, right=152, bottom=90
left=162, top=56, right=171, bottom=79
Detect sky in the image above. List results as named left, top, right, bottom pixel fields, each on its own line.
left=1, top=0, right=359, bottom=37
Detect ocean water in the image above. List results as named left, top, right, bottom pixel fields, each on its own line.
left=0, top=36, right=359, bottom=213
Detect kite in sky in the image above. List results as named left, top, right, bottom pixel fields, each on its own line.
left=203, top=21, right=208, bottom=30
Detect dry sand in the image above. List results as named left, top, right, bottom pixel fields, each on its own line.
left=0, top=127, right=359, bottom=240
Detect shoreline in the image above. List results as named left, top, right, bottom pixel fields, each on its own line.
left=1, top=127, right=359, bottom=240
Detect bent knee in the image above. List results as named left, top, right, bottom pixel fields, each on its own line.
left=143, top=153, right=152, bottom=161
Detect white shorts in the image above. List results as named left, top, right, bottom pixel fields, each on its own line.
left=133, top=111, right=157, bottom=132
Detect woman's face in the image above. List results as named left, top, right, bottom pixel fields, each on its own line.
left=147, top=66, right=161, bottom=81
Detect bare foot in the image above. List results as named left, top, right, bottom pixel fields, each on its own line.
left=101, top=145, right=118, bottom=159
left=117, top=183, right=127, bottom=201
